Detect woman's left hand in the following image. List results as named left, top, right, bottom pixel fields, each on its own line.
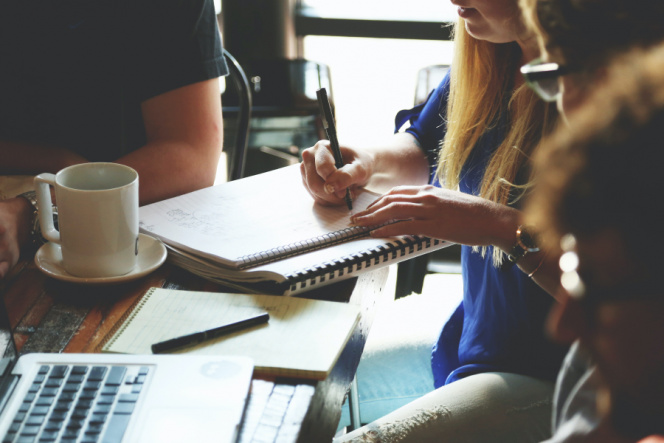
left=350, top=185, right=519, bottom=249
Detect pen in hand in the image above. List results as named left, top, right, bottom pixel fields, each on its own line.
left=316, top=87, right=353, bottom=211
left=151, top=311, right=270, bottom=354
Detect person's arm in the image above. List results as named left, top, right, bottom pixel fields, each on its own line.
left=0, top=76, right=222, bottom=279
left=301, top=72, right=448, bottom=207
left=349, top=185, right=563, bottom=297
left=300, top=132, right=430, bottom=206
left=0, top=140, right=86, bottom=279
left=518, top=250, right=562, bottom=300
left=0, top=141, right=87, bottom=175
left=117, top=77, right=222, bottom=205
left=0, top=77, right=222, bottom=205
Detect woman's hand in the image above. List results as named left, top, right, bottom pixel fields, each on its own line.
left=300, top=133, right=430, bottom=206
left=300, top=140, right=373, bottom=206
left=351, top=185, right=520, bottom=249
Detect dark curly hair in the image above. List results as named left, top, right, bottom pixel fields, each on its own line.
left=527, top=44, right=664, bottom=271
left=522, top=0, right=664, bottom=71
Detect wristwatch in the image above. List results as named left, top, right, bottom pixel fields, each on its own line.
left=500, top=225, right=540, bottom=271
left=17, top=190, right=55, bottom=250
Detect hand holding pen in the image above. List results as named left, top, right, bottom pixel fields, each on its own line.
left=316, top=88, right=353, bottom=211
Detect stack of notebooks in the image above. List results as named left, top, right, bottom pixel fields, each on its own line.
left=139, top=164, right=450, bottom=296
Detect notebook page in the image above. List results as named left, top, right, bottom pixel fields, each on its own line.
left=139, top=165, right=380, bottom=268
left=103, top=288, right=361, bottom=379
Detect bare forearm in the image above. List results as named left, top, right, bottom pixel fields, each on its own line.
left=129, top=78, right=223, bottom=205
left=116, top=139, right=221, bottom=205
left=516, top=251, right=562, bottom=300
left=488, top=205, right=562, bottom=298
left=364, top=132, right=430, bottom=192
left=464, top=201, right=563, bottom=299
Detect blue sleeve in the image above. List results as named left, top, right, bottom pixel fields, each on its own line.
left=394, top=71, right=451, bottom=180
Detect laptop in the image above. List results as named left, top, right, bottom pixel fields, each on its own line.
left=0, top=295, right=254, bottom=443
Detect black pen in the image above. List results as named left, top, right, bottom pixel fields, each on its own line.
left=316, top=87, right=353, bottom=211
left=151, top=312, right=270, bottom=354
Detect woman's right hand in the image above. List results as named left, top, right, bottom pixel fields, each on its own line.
left=300, top=140, right=373, bottom=206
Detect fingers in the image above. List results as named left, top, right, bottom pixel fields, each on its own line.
left=368, top=219, right=422, bottom=238
left=352, top=200, right=423, bottom=228
left=300, top=140, right=344, bottom=205
left=353, top=187, right=430, bottom=220
left=300, top=157, right=340, bottom=206
left=365, top=186, right=426, bottom=209
left=300, top=140, right=359, bottom=206
left=312, top=141, right=339, bottom=180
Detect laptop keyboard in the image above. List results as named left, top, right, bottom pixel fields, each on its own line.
left=238, top=380, right=315, bottom=443
left=3, top=363, right=150, bottom=443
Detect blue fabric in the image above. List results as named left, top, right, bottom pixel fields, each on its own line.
left=397, top=71, right=567, bottom=389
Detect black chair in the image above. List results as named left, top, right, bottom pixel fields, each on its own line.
left=222, top=49, right=252, bottom=181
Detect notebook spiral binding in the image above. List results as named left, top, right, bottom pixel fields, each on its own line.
left=285, top=236, right=442, bottom=293
left=96, top=287, right=157, bottom=352
left=237, top=225, right=373, bottom=269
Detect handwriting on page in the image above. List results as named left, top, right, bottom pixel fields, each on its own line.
left=139, top=165, right=381, bottom=264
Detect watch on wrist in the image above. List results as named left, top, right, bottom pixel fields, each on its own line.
left=500, top=225, right=540, bottom=271
left=17, top=190, right=54, bottom=250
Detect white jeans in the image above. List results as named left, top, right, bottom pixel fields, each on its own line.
left=335, top=372, right=555, bottom=443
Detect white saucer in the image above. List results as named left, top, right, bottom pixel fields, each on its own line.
left=35, top=233, right=167, bottom=285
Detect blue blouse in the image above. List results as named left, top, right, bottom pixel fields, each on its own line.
left=395, top=72, right=567, bottom=388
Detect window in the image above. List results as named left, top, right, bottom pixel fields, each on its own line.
left=303, top=37, right=452, bottom=146
left=297, top=0, right=457, bottom=40
left=299, top=0, right=456, bottom=145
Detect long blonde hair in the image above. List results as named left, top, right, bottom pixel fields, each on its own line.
left=437, top=18, right=556, bottom=265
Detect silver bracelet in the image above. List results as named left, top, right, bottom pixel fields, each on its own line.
left=17, top=190, right=57, bottom=250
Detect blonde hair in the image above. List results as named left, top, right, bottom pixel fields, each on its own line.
left=437, top=18, right=556, bottom=265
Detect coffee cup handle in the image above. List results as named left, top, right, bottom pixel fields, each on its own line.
left=34, top=173, right=60, bottom=244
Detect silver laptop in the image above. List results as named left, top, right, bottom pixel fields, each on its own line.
left=0, top=296, right=254, bottom=443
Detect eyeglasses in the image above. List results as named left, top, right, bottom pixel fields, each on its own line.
left=520, top=58, right=572, bottom=102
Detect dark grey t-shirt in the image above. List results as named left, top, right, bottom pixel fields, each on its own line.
left=0, top=0, right=227, bottom=161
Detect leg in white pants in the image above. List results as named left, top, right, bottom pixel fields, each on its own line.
left=335, top=372, right=555, bottom=443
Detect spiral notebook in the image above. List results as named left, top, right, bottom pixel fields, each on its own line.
left=139, top=164, right=450, bottom=295
left=99, top=287, right=361, bottom=380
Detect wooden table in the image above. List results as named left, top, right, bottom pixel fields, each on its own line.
left=1, top=254, right=392, bottom=442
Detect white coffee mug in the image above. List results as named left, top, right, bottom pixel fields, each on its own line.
left=34, top=163, right=139, bottom=278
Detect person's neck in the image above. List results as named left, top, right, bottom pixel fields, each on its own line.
left=516, top=35, right=540, bottom=65
left=512, top=34, right=539, bottom=89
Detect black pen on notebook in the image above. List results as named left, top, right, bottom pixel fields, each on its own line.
left=151, top=311, right=269, bottom=354
left=316, top=87, right=353, bottom=211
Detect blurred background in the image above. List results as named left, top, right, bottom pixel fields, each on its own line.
left=216, top=0, right=456, bottom=178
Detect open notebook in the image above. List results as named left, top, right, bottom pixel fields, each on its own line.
left=139, top=164, right=450, bottom=295
left=99, top=287, right=360, bottom=380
